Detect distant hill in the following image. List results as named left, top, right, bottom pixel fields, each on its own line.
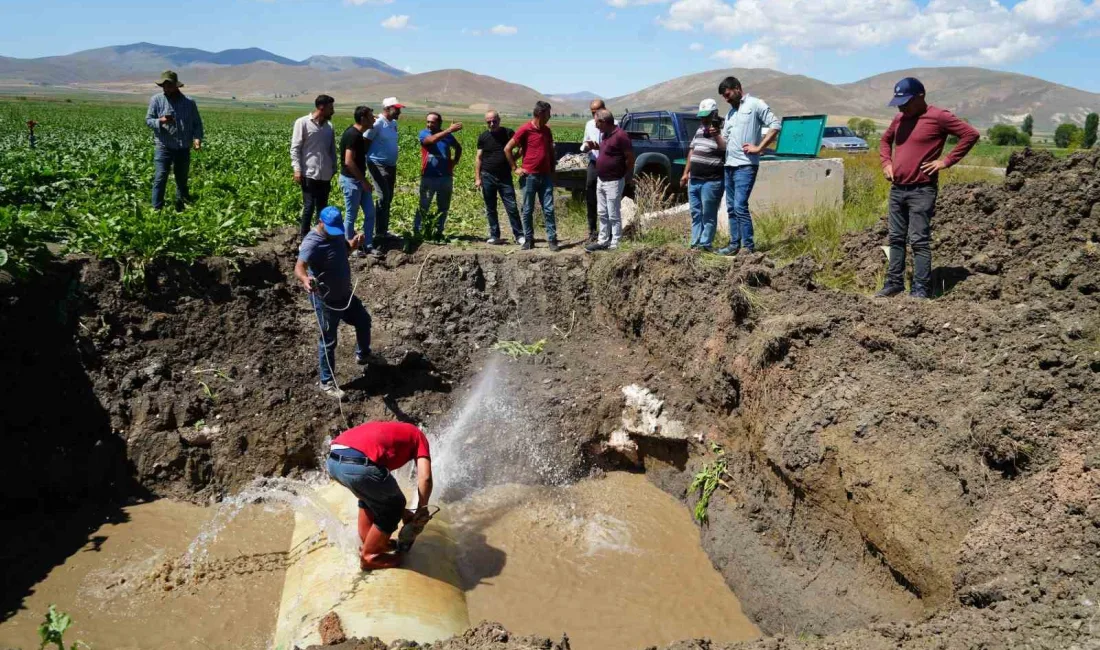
left=609, top=68, right=790, bottom=113
left=549, top=91, right=601, bottom=103
left=303, top=55, right=407, bottom=77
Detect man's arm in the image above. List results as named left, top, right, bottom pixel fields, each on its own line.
left=681, top=147, right=693, bottom=186
left=879, top=118, right=898, bottom=181
left=504, top=136, right=520, bottom=171
left=422, top=124, right=463, bottom=146
left=580, top=121, right=596, bottom=153
left=624, top=146, right=636, bottom=186
left=549, top=131, right=557, bottom=172
left=344, top=148, right=369, bottom=188
left=145, top=96, right=161, bottom=130
left=330, top=128, right=338, bottom=172
left=940, top=112, right=981, bottom=168
left=415, top=457, right=433, bottom=509
left=293, top=259, right=314, bottom=293
left=191, top=100, right=204, bottom=146
left=474, top=149, right=483, bottom=186
left=290, top=118, right=304, bottom=182
left=746, top=101, right=781, bottom=154
left=452, top=137, right=463, bottom=168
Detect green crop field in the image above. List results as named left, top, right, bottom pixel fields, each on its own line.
left=0, top=98, right=583, bottom=282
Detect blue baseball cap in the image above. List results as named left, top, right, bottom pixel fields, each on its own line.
left=888, top=77, right=925, bottom=107
left=319, top=206, right=344, bottom=236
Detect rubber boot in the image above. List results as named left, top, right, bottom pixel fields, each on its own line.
left=360, top=525, right=401, bottom=571
left=358, top=507, right=397, bottom=552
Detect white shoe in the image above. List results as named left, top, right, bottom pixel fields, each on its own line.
left=516, top=236, right=526, bottom=246
left=319, top=382, right=346, bottom=400
left=486, top=237, right=505, bottom=245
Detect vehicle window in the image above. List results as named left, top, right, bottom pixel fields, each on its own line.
left=682, top=117, right=701, bottom=138
left=629, top=116, right=677, bottom=141
left=824, top=127, right=842, bottom=137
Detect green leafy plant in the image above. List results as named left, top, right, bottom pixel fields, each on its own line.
left=490, top=338, right=546, bottom=359
left=37, top=604, right=82, bottom=650
left=689, top=443, right=731, bottom=524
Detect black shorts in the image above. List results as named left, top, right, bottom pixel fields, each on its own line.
left=326, top=452, right=407, bottom=534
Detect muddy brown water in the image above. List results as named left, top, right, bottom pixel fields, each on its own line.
left=0, top=474, right=756, bottom=649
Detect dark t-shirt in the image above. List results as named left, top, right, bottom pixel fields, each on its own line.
left=339, top=125, right=366, bottom=178
left=477, top=127, right=515, bottom=179
left=595, top=127, right=633, bottom=181
left=298, top=231, right=351, bottom=304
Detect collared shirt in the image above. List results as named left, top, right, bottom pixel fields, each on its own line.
left=879, top=105, right=980, bottom=185
left=580, top=118, right=601, bottom=162
left=290, top=113, right=336, bottom=181
left=367, top=116, right=400, bottom=166
left=722, top=95, right=781, bottom=167
left=145, top=93, right=204, bottom=151
left=595, top=126, right=633, bottom=181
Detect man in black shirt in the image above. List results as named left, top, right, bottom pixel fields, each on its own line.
left=475, top=110, right=524, bottom=245
left=339, top=105, right=379, bottom=258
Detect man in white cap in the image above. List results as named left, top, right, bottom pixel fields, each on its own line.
left=366, top=97, right=404, bottom=243
left=680, top=98, right=726, bottom=252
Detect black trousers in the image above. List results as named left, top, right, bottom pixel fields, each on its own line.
left=299, top=177, right=332, bottom=238
left=886, top=183, right=937, bottom=293
left=585, top=160, right=599, bottom=236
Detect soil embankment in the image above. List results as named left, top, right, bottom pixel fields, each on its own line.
left=3, top=149, right=1098, bottom=648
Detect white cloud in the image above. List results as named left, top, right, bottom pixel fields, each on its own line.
left=606, top=11, right=617, bottom=19
left=489, top=24, right=518, bottom=35
left=712, top=40, right=779, bottom=68
left=344, top=0, right=392, bottom=5
left=608, top=0, right=671, bottom=6
left=656, top=0, right=1099, bottom=65
left=381, top=14, right=410, bottom=29
left=689, top=42, right=704, bottom=51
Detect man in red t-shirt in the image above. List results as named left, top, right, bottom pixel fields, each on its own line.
left=505, top=101, right=559, bottom=252
left=326, top=420, right=433, bottom=570
left=877, top=77, right=979, bottom=299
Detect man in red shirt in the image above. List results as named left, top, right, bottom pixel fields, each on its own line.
left=326, top=421, right=433, bottom=570
left=505, top=101, right=559, bottom=252
left=878, top=77, right=979, bottom=299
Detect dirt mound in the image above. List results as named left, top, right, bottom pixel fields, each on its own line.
left=307, top=621, right=570, bottom=650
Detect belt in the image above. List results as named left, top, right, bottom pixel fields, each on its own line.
left=329, top=451, right=372, bottom=465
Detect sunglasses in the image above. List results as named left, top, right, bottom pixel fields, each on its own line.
left=486, top=119, right=499, bottom=125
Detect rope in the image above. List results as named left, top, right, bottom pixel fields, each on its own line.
left=309, top=271, right=361, bottom=425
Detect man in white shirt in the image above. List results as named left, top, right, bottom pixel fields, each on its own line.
left=579, top=99, right=605, bottom=243
left=291, top=95, right=338, bottom=239
left=365, top=97, right=404, bottom=243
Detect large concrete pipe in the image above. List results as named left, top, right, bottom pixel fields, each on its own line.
left=273, top=482, right=469, bottom=648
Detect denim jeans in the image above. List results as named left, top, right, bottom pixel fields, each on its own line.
left=367, top=162, right=397, bottom=238
left=520, top=173, right=557, bottom=243
left=340, top=174, right=375, bottom=248
left=152, top=147, right=191, bottom=210
left=688, top=178, right=723, bottom=248
left=416, top=175, right=454, bottom=236
left=298, top=177, right=332, bottom=238
left=326, top=453, right=406, bottom=534
left=886, top=183, right=938, bottom=294
left=596, top=177, right=626, bottom=247
left=724, top=165, right=759, bottom=251
left=312, top=293, right=372, bottom=385
left=480, top=173, right=523, bottom=241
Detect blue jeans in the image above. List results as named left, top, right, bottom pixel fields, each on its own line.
left=312, top=293, right=372, bottom=385
left=340, top=175, right=375, bottom=248
left=416, top=175, right=453, bottom=236
left=520, top=173, right=557, bottom=242
left=152, top=147, right=190, bottom=210
left=688, top=178, right=722, bottom=248
left=724, top=165, right=759, bottom=251
left=481, top=173, right=523, bottom=240
left=326, top=452, right=406, bottom=534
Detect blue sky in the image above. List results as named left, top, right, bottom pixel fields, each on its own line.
left=1, top=0, right=1098, bottom=96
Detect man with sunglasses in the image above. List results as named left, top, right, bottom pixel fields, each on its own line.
left=475, top=110, right=524, bottom=245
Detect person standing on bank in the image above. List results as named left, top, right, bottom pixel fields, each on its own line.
left=366, top=97, right=404, bottom=243
left=505, top=101, right=559, bottom=252
left=475, top=110, right=524, bottom=245
left=877, top=77, right=979, bottom=299
left=327, top=420, right=433, bottom=570
left=585, top=109, right=634, bottom=252
left=340, top=105, right=379, bottom=258
left=718, top=76, right=780, bottom=256
left=145, top=71, right=204, bottom=211
left=579, top=99, right=606, bottom=242
left=681, top=99, right=727, bottom=252
left=416, top=112, right=463, bottom=238
left=294, top=206, right=378, bottom=400
left=291, top=95, right=337, bottom=239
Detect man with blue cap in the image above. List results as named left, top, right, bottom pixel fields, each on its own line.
left=294, top=206, right=378, bottom=399
left=877, top=77, right=979, bottom=299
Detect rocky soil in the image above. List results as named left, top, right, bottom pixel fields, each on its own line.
left=4, top=149, right=1098, bottom=649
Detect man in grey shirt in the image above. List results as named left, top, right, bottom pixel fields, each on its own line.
left=145, top=71, right=204, bottom=211
left=717, top=76, right=780, bottom=255
left=291, top=95, right=337, bottom=238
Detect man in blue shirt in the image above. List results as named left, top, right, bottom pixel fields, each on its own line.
left=717, top=76, right=780, bottom=255
left=144, top=71, right=204, bottom=211
left=294, top=206, right=377, bottom=400
left=416, top=112, right=463, bottom=239
left=365, top=97, right=403, bottom=243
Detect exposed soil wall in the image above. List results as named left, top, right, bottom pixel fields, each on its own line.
left=4, top=149, right=1099, bottom=648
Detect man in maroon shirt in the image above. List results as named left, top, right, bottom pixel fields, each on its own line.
left=326, top=420, right=433, bottom=570
left=505, top=101, right=559, bottom=252
left=877, top=77, right=980, bottom=299
left=585, top=109, right=635, bottom=252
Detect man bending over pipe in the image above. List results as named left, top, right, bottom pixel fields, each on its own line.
left=326, top=420, right=433, bottom=570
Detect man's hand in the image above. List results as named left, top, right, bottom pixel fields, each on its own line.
left=193, top=139, right=202, bottom=151
left=920, top=159, right=946, bottom=175
left=585, top=139, right=599, bottom=151
left=159, top=115, right=174, bottom=125
left=349, top=233, right=365, bottom=250
left=447, top=122, right=464, bottom=133
left=361, top=179, right=373, bottom=193
left=300, top=276, right=314, bottom=293
left=680, top=173, right=689, bottom=188
left=742, top=143, right=763, bottom=155
left=475, top=175, right=482, bottom=189
left=883, top=164, right=894, bottom=182
left=293, top=171, right=302, bottom=185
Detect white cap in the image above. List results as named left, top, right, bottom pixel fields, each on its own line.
left=697, top=98, right=718, bottom=117
left=382, top=97, right=405, bottom=109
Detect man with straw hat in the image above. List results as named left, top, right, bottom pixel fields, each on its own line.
left=145, top=70, right=204, bottom=211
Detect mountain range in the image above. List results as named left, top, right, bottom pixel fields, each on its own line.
left=2, top=43, right=1098, bottom=128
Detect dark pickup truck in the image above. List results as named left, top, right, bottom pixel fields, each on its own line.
left=555, top=110, right=703, bottom=197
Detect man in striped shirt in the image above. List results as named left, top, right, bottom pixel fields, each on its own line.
left=718, top=76, right=781, bottom=255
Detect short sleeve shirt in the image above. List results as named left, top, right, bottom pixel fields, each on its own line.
left=689, top=127, right=726, bottom=181
left=514, top=121, right=554, bottom=175
left=339, top=126, right=366, bottom=178
left=332, top=421, right=431, bottom=470
left=594, top=127, right=633, bottom=182
left=477, top=128, right=515, bottom=179
left=419, top=129, right=459, bottom=178
left=297, top=231, right=351, bottom=304
left=367, top=116, right=400, bottom=166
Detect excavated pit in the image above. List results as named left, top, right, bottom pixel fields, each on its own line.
left=2, top=148, right=1098, bottom=649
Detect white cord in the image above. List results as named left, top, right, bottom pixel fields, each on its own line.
left=309, top=275, right=361, bottom=424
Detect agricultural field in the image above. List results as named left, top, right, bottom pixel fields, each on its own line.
left=0, top=98, right=583, bottom=282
